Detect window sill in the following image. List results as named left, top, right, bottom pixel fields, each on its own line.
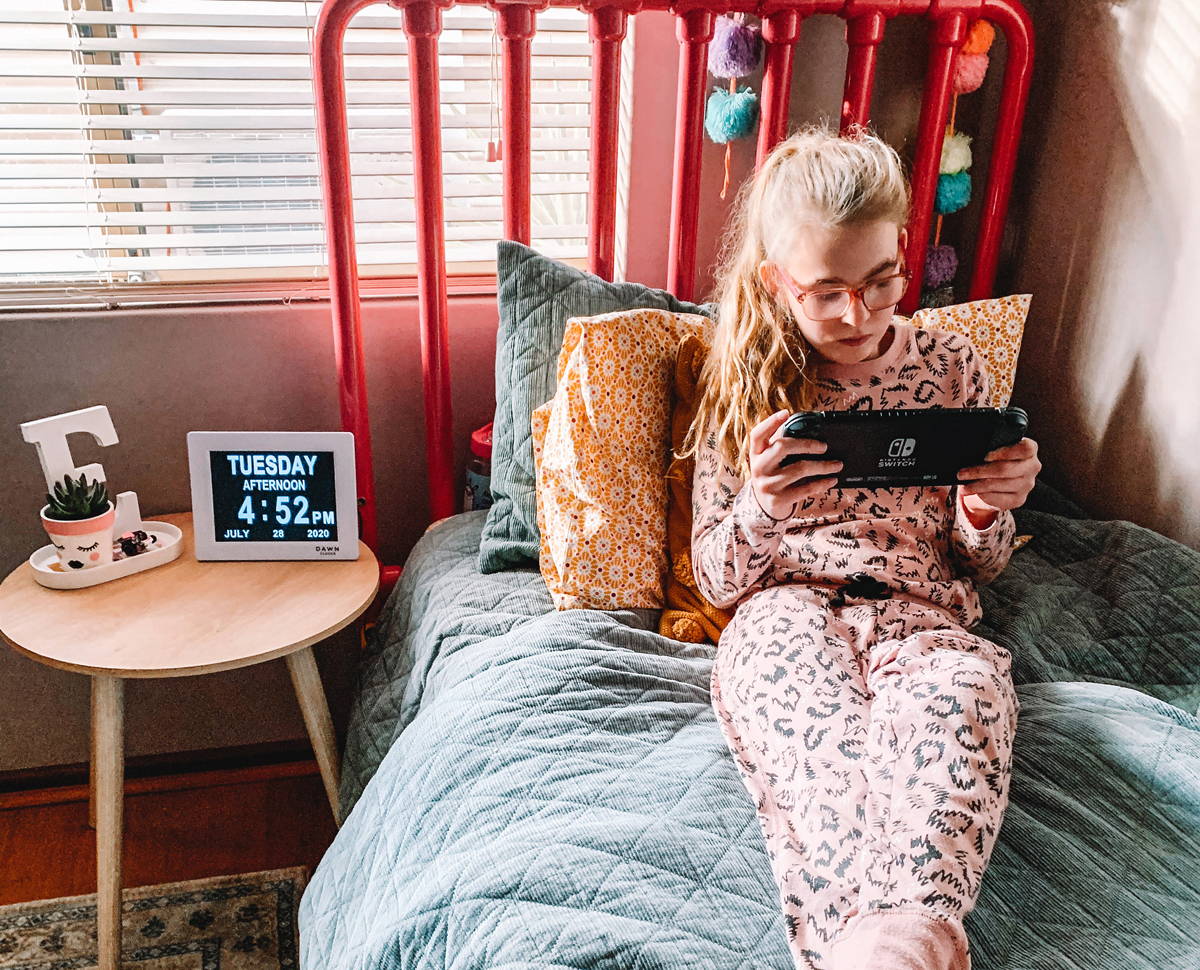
left=0, top=273, right=508, bottom=314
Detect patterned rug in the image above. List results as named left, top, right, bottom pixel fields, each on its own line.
left=0, top=867, right=306, bottom=969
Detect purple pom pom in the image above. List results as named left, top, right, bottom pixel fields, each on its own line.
left=708, top=15, right=762, bottom=79
left=924, top=244, right=958, bottom=288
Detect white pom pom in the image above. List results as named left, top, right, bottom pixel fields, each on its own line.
left=939, top=131, right=973, bottom=174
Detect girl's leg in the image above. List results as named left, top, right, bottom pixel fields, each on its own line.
left=710, top=586, right=873, bottom=970
left=833, top=610, right=1019, bottom=970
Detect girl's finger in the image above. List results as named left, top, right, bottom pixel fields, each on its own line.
left=783, top=476, right=840, bottom=497
left=779, top=437, right=829, bottom=455
left=796, top=460, right=844, bottom=481
left=750, top=410, right=793, bottom=456
left=757, top=459, right=843, bottom=488
left=959, top=480, right=1029, bottom=496
left=760, top=438, right=829, bottom=470
left=985, top=438, right=1037, bottom=462
left=958, top=459, right=1035, bottom=480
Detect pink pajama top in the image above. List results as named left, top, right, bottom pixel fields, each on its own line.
left=690, top=320, right=1017, bottom=630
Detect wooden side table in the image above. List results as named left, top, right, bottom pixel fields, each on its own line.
left=0, top=512, right=379, bottom=970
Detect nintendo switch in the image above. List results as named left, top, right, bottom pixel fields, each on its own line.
left=778, top=406, right=1029, bottom=488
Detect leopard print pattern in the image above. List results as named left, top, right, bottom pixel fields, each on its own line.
left=692, top=323, right=1020, bottom=969
left=710, top=586, right=1018, bottom=970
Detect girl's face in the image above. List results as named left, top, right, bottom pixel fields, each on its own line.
left=761, top=219, right=908, bottom=366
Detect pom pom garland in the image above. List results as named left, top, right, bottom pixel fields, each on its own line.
left=953, top=52, right=990, bottom=94
left=923, top=20, right=991, bottom=305
left=703, top=14, right=765, bottom=199
left=708, top=15, right=762, bottom=78
left=939, top=131, right=972, bottom=175
left=705, top=85, right=759, bottom=143
left=962, top=19, right=995, bottom=55
left=924, top=244, right=958, bottom=288
left=935, top=170, right=971, bottom=214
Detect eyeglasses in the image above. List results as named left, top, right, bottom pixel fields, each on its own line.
left=775, top=263, right=911, bottom=322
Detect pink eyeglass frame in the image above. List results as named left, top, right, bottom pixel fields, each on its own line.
left=773, top=263, right=914, bottom=321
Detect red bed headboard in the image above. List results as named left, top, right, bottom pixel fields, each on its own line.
left=311, top=0, right=1033, bottom=580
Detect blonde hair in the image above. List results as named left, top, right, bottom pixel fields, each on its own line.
left=682, top=124, right=911, bottom=476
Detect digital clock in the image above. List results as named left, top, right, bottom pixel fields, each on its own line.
left=187, top=431, right=359, bottom=561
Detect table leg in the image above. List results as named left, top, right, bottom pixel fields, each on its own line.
left=92, top=675, right=124, bottom=970
left=88, top=716, right=96, bottom=829
left=286, top=647, right=342, bottom=825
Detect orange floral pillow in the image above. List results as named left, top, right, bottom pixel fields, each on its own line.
left=532, top=308, right=711, bottom=610
left=659, top=333, right=734, bottom=643
left=905, top=292, right=1031, bottom=406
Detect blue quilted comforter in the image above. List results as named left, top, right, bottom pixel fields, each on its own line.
left=299, top=484, right=1200, bottom=969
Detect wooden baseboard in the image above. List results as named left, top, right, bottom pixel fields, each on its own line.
left=0, top=740, right=321, bottom=811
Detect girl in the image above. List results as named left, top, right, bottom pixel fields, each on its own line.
left=683, top=126, right=1040, bottom=970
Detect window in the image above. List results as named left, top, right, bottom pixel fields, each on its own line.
left=0, top=0, right=608, bottom=297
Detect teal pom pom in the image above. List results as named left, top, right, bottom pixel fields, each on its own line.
left=935, top=170, right=971, bottom=214
left=704, top=85, right=759, bottom=143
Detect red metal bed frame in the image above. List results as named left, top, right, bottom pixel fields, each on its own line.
left=311, top=0, right=1033, bottom=588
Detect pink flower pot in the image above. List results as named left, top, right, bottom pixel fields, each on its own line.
left=40, top=502, right=116, bottom=570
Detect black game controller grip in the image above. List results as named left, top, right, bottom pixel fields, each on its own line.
left=989, top=406, right=1029, bottom=450
left=780, top=412, right=824, bottom=439
left=779, top=412, right=825, bottom=469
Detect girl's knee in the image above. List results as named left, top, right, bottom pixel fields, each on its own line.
left=868, top=629, right=1016, bottom=701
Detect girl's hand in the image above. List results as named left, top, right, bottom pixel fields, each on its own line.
left=747, top=410, right=843, bottom=520
left=956, top=437, right=1041, bottom=525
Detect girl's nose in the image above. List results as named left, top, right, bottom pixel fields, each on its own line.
left=842, top=294, right=870, bottom=328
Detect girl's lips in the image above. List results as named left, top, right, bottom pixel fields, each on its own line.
left=839, top=334, right=871, bottom=346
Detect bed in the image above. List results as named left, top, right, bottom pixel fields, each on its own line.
left=299, top=483, right=1200, bottom=968
left=298, top=0, right=1200, bottom=966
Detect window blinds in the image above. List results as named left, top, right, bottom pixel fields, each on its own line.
left=0, top=0, right=600, bottom=291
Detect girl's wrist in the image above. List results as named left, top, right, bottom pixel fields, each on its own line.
left=959, top=490, right=999, bottom=530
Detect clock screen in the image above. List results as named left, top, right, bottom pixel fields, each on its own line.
left=210, top=450, right=339, bottom=542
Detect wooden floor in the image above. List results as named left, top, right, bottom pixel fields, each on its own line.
left=0, top=766, right=338, bottom=906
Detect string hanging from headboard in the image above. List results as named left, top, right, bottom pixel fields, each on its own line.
left=924, top=17, right=998, bottom=308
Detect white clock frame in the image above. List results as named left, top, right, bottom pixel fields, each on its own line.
left=187, top=431, right=360, bottom=561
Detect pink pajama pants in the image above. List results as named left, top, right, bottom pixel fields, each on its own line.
left=710, top=583, right=1019, bottom=970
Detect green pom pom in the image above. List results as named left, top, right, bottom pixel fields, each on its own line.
left=704, top=85, right=759, bottom=144
left=920, top=283, right=957, bottom=309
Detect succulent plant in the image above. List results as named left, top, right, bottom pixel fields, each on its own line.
left=44, top=473, right=111, bottom=521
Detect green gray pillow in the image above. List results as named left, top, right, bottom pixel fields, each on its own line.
left=479, top=240, right=714, bottom=573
